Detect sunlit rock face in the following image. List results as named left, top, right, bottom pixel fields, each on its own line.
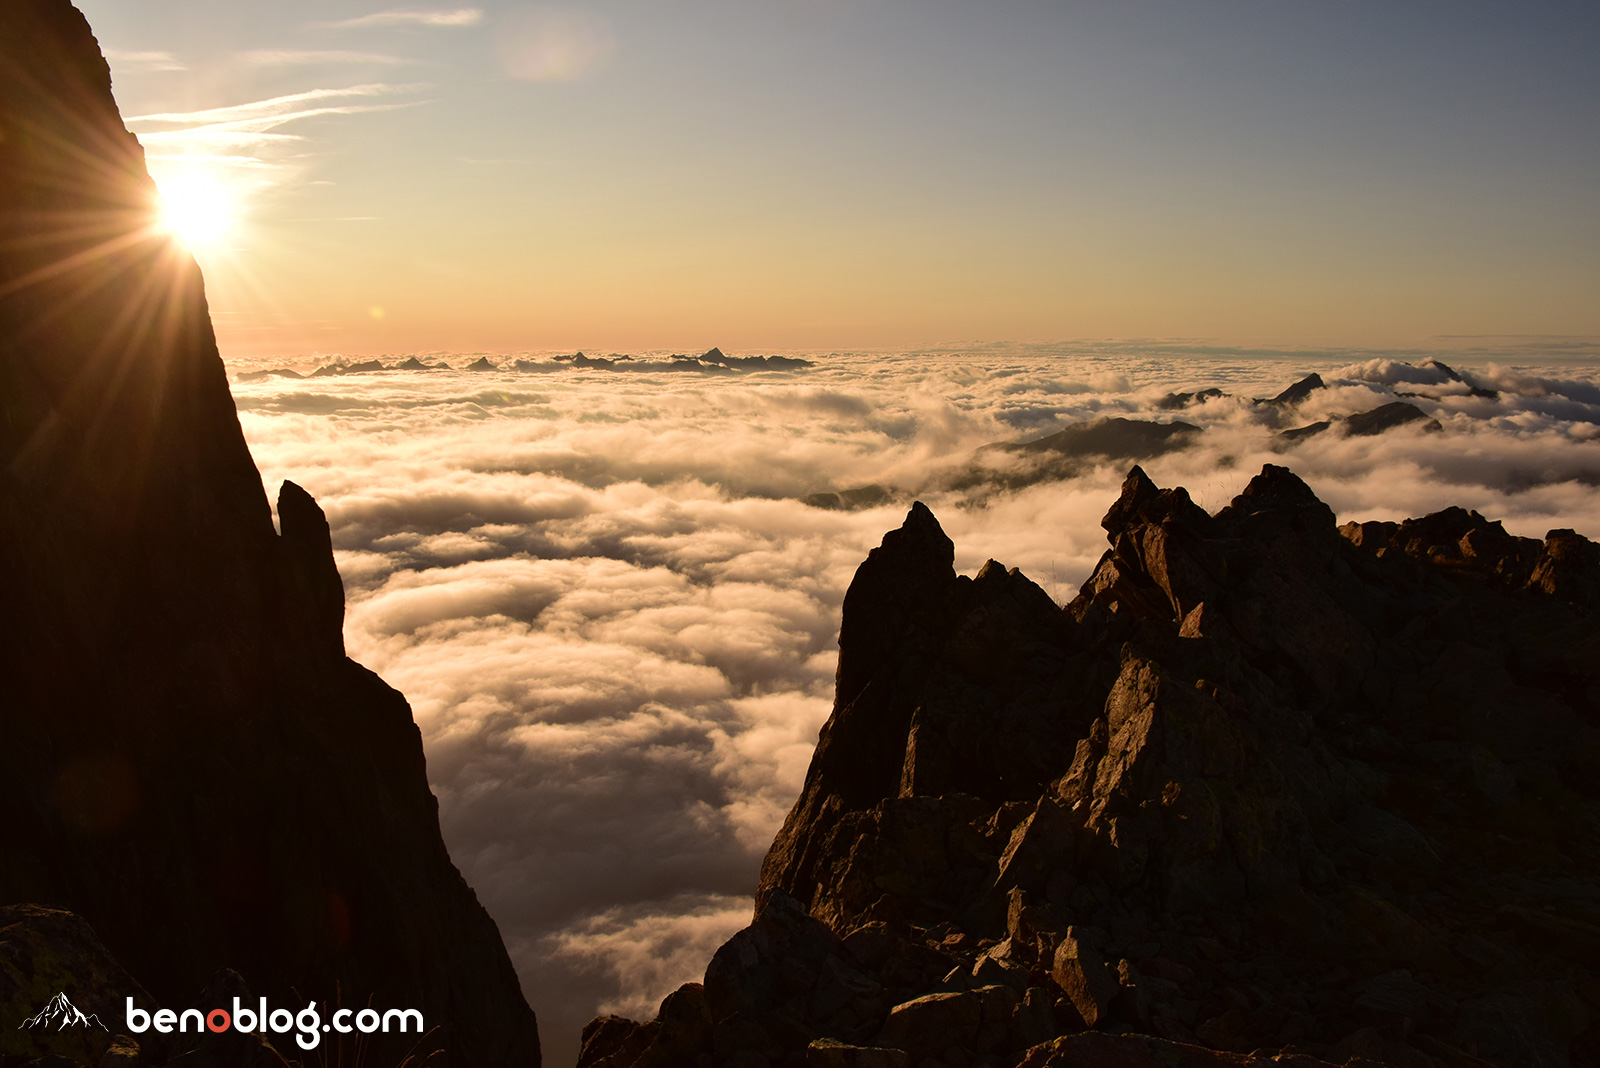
left=0, top=3, right=539, bottom=1064
left=586, top=464, right=1600, bottom=1068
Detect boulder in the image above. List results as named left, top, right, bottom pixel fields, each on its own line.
left=1050, top=929, right=1118, bottom=1029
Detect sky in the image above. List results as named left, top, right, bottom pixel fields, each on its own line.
left=76, top=0, right=1600, bottom=355
left=232, top=344, right=1600, bottom=1061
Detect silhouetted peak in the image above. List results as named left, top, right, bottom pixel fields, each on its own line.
left=1344, top=400, right=1440, bottom=437
left=1100, top=466, right=1213, bottom=550
left=1219, top=463, right=1336, bottom=533
left=1268, top=373, right=1325, bottom=405
left=1156, top=387, right=1227, bottom=411
left=1279, top=400, right=1441, bottom=443
left=277, top=480, right=345, bottom=657
left=836, top=503, right=958, bottom=689
left=882, top=500, right=953, bottom=566
left=277, top=480, right=327, bottom=541
left=1421, top=358, right=1464, bottom=381
left=1101, top=465, right=1160, bottom=534
left=819, top=501, right=968, bottom=806
left=973, top=557, right=1010, bottom=586
left=1010, top=418, right=1202, bottom=462
left=1237, top=463, right=1318, bottom=504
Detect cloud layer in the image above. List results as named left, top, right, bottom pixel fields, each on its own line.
left=230, top=343, right=1600, bottom=1061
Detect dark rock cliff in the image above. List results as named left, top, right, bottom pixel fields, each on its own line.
left=583, top=465, right=1600, bottom=1068
left=0, top=2, right=538, bottom=1064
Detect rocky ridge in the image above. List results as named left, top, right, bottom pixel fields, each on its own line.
left=236, top=347, right=813, bottom=381
left=1, top=2, right=537, bottom=1064
left=581, top=464, right=1600, bottom=1068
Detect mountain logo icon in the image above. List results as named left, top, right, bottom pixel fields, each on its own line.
left=18, top=992, right=109, bottom=1033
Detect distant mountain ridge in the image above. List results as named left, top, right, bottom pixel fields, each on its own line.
left=236, top=347, right=816, bottom=381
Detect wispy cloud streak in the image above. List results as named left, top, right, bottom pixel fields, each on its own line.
left=126, top=83, right=412, bottom=127
left=104, top=49, right=186, bottom=72
left=125, top=84, right=421, bottom=157
left=321, top=7, right=483, bottom=29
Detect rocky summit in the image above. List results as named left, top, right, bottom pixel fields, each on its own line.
left=581, top=464, right=1600, bottom=1068
left=1, top=2, right=537, bottom=1064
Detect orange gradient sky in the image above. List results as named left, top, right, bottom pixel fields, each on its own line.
left=79, top=0, right=1600, bottom=356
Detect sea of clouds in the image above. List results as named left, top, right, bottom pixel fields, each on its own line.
left=228, top=340, right=1600, bottom=1062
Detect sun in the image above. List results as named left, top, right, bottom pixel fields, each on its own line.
left=153, top=170, right=240, bottom=252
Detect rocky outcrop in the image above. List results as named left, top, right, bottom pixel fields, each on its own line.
left=0, top=2, right=537, bottom=1064
left=587, top=464, right=1600, bottom=1067
left=2, top=905, right=155, bottom=1066
left=2, top=905, right=293, bottom=1067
